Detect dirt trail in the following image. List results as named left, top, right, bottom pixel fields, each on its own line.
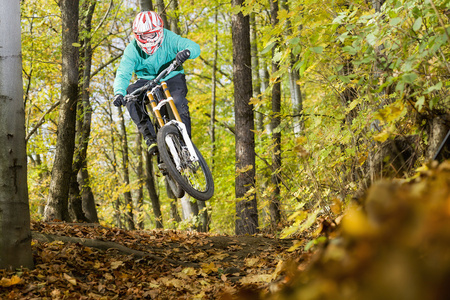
left=0, top=222, right=300, bottom=299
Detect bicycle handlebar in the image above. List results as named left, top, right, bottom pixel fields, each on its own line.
left=124, top=57, right=185, bottom=102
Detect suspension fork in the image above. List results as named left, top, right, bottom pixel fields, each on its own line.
left=145, top=81, right=198, bottom=165
left=146, top=81, right=182, bottom=127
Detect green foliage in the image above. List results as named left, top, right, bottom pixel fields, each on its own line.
left=22, top=0, right=449, bottom=235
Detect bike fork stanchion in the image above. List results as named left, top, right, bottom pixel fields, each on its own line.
left=147, top=91, right=165, bottom=128
left=162, top=82, right=182, bottom=123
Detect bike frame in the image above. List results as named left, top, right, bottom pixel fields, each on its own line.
left=146, top=81, right=200, bottom=165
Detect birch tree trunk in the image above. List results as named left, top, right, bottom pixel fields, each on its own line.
left=44, top=0, right=80, bottom=222
left=167, top=0, right=200, bottom=221
left=232, top=0, right=258, bottom=235
left=281, top=0, right=303, bottom=136
left=0, top=0, right=34, bottom=269
left=269, top=0, right=282, bottom=225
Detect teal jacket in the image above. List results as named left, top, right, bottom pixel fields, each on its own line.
left=113, top=29, right=201, bottom=96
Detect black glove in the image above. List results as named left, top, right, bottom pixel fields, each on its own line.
left=113, top=94, right=125, bottom=107
left=176, top=49, right=191, bottom=64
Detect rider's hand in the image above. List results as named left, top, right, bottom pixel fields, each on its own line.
left=176, top=49, right=191, bottom=64
left=113, top=94, right=125, bottom=107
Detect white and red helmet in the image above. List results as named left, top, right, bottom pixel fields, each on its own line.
left=132, top=11, right=164, bottom=55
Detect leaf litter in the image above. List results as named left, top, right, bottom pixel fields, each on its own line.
left=1, top=161, right=450, bottom=299
left=0, top=221, right=297, bottom=299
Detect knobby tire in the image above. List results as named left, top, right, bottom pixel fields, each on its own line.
left=157, top=124, right=214, bottom=201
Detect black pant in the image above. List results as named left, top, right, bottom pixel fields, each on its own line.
left=125, top=73, right=191, bottom=140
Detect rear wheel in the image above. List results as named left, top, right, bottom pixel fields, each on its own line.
left=157, top=124, right=214, bottom=201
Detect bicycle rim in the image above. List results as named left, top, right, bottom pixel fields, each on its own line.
left=157, top=124, right=214, bottom=201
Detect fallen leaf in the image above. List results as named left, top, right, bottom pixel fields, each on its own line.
left=244, top=257, right=259, bottom=267
left=0, top=275, right=23, bottom=287
left=182, top=267, right=197, bottom=276
left=201, top=262, right=218, bottom=274
left=63, top=273, right=77, bottom=286
left=110, top=260, right=124, bottom=269
left=240, top=274, right=273, bottom=284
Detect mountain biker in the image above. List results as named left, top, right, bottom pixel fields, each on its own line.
left=112, top=11, right=200, bottom=155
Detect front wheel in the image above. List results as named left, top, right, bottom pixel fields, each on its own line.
left=157, top=124, right=214, bottom=201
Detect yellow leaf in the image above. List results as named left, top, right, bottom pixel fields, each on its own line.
left=182, top=267, right=197, bottom=276
left=201, top=262, right=218, bottom=274
left=244, top=257, right=259, bottom=267
left=330, top=198, right=343, bottom=215
left=271, top=260, right=284, bottom=279
left=236, top=164, right=253, bottom=174
left=240, top=274, right=273, bottom=284
left=210, top=251, right=229, bottom=260
left=160, top=277, right=184, bottom=288
left=63, top=273, right=77, bottom=286
left=373, top=130, right=390, bottom=142
left=341, top=207, right=374, bottom=237
left=0, top=275, right=23, bottom=287
left=281, top=225, right=299, bottom=239
left=287, top=240, right=304, bottom=252
left=110, top=260, right=124, bottom=269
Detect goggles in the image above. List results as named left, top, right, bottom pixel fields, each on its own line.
left=138, top=32, right=157, bottom=42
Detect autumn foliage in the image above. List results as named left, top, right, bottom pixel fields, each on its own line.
left=0, top=161, right=449, bottom=299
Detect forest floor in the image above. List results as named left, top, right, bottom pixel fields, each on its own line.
left=0, top=221, right=305, bottom=299
left=1, top=161, right=450, bottom=299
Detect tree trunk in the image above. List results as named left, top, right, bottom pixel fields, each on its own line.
left=202, top=9, right=217, bottom=233
left=79, top=166, right=98, bottom=222
left=269, top=0, right=282, bottom=226
left=155, top=0, right=168, bottom=27
left=232, top=0, right=258, bottom=235
left=135, top=134, right=145, bottom=229
left=75, top=0, right=98, bottom=223
left=69, top=1, right=97, bottom=223
left=146, top=152, right=164, bottom=228
left=281, top=0, right=303, bottom=136
left=44, top=0, right=80, bottom=222
left=118, top=106, right=135, bottom=230
left=180, top=195, right=194, bottom=221
left=139, top=0, right=153, bottom=11
left=426, top=112, right=450, bottom=159
left=210, top=9, right=218, bottom=171
left=169, top=0, right=180, bottom=35
left=167, top=0, right=200, bottom=221
left=250, top=13, right=262, bottom=100
left=197, top=200, right=210, bottom=232
left=0, top=0, right=34, bottom=269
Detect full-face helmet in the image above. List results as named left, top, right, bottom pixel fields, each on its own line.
left=132, top=11, right=164, bottom=55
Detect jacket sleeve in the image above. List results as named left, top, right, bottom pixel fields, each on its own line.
left=113, top=44, right=136, bottom=96
left=167, top=29, right=201, bottom=59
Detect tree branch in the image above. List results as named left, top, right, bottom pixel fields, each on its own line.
left=31, top=231, right=199, bottom=267
left=26, top=101, right=60, bottom=143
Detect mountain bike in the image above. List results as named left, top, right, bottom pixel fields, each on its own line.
left=124, top=57, right=214, bottom=201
